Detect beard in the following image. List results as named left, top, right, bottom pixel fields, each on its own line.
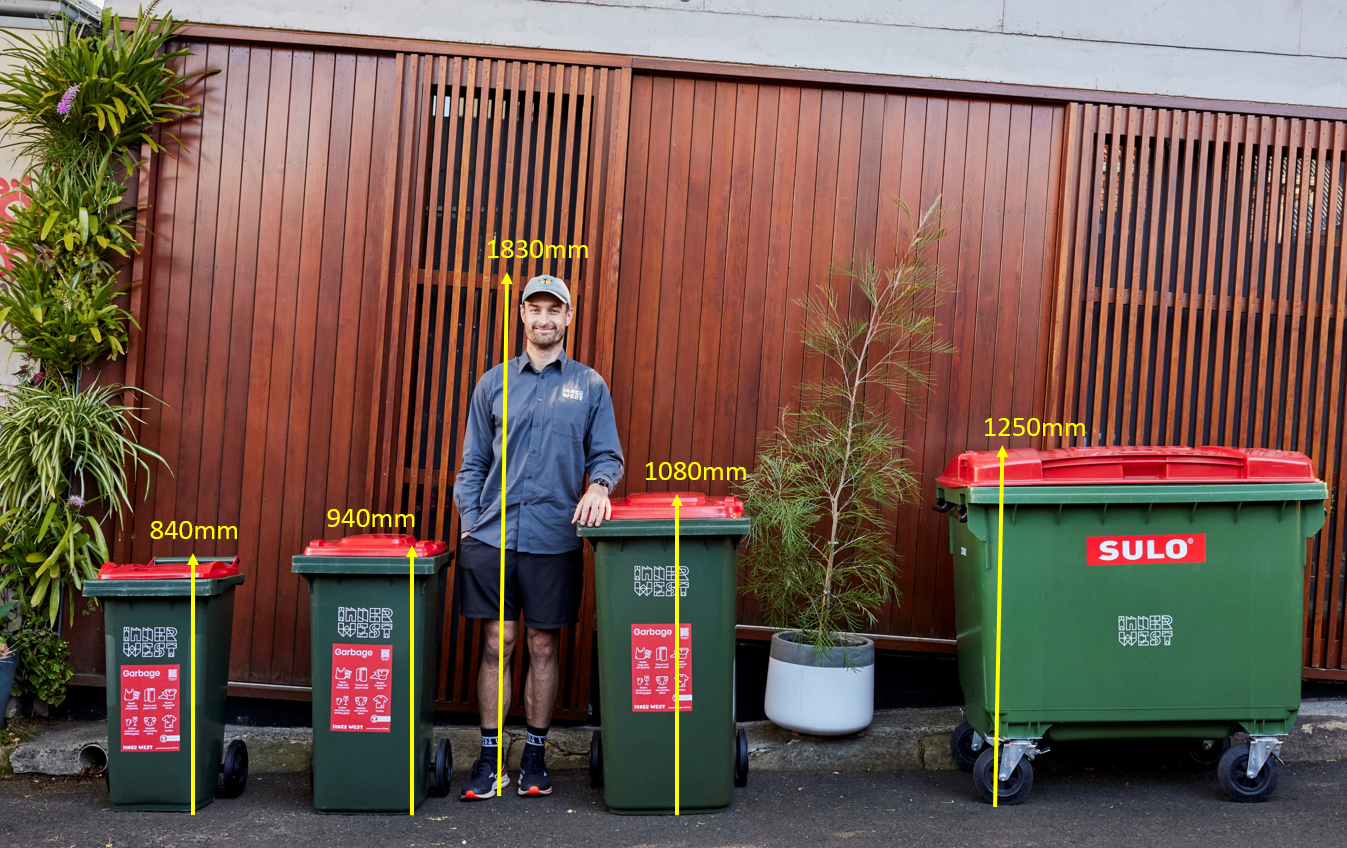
left=525, top=324, right=565, bottom=350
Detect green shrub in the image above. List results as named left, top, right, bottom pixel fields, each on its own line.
left=739, top=200, right=953, bottom=652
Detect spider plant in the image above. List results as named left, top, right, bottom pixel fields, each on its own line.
left=0, top=377, right=166, bottom=625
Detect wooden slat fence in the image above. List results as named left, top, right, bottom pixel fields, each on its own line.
left=1046, top=103, right=1347, bottom=677
left=612, top=75, right=1064, bottom=647
left=362, top=55, right=630, bottom=718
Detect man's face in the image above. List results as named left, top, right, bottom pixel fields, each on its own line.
left=521, top=294, right=572, bottom=350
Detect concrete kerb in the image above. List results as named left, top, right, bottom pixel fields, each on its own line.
left=4, top=702, right=1344, bottom=777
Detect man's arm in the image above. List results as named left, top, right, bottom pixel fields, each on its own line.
left=453, top=377, right=494, bottom=537
left=573, top=378, right=624, bottom=527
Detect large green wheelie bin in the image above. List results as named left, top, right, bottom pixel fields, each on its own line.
left=84, top=556, right=249, bottom=811
left=578, top=492, right=752, bottom=815
left=934, top=447, right=1327, bottom=804
left=291, top=534, right=453, bottom=812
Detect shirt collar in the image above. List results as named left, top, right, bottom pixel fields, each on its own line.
left=515, top=347, right=569, bottom=374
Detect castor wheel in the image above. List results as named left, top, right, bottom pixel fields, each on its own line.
left=1218, top=742, right=1281, bottom=802
left=1185, top=737, right=1231, bottom=771
left=734, top=727, right=749, bottom=787
left=973, top=747, right=1033, bottom=805
left=221, top=740, right=248, bottom=798
left=950, top=721, right=984, bottom=773
left=430, top=738, right=453, bottom=797
left=589, top=730, right=604, bottom=789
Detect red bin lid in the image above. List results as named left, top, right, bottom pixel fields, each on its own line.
left=98, top=557, right=241, bottom=580
left=936, top=446, right=1320, bottom=488
left=607, top=492, right=745, bottom=520
left=302, top=534, right=448, bottom=557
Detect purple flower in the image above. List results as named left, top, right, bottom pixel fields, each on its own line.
left=32, top=371, right=45, bottom=384
left=66, top=494, right=85, bottom=509
left=57, top=85, right=78, bottom=117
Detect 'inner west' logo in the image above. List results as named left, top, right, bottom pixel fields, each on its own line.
left=562, top=386, right=584, bottom=401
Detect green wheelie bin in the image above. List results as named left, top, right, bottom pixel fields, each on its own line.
left=291, top=534, right=453, bottom=812
left=578, top=492, right=752, bottom=814
left=84, top=556, right=249, bottom=811
left=933, top=446, right=1327, bottom=804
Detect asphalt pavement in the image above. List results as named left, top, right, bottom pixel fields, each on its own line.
left=2, top=749, right=1345, bottom=848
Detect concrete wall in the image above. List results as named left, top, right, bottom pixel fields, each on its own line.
left=111, top=0, right=1347, bottom=108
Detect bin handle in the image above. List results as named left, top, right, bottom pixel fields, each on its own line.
left=932, top=497, right=956, bottom=514
left=955, top=504, right=968, bottom=523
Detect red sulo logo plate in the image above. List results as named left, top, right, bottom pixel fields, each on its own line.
left=1087, top=533, right=1206, bottom=565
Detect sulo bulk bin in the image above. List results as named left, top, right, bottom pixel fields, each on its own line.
left=935, top=447, right=1327, bottom=804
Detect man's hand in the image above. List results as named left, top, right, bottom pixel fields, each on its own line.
left=461, top=531, right=469, bottom=539
left=572, top=482, right=611, bottom=527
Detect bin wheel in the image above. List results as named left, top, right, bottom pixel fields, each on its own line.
left=1217, top=742, right=1280, bottom=802
left=589, top=730, right=604, bottom=790
left=734, top=727, right=749, bottom=788
left=221, top=740, right=248, bottom=799
left=431, top=738, right=453, bottom=797
left=1185, top=737, right=1231, bottom=771
left=950, top=721, right=983, bottom=773
left=973, top=747, right=1033, bottom=806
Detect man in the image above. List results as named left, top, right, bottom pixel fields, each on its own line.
left=452, top=274, right=624, bottom=800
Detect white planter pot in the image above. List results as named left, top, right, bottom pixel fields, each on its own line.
left=763, top=631, right=875, bottom=735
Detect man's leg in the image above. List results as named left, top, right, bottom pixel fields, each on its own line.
left=462, top=619, right=516, bottom=799
left=514, top=547, right=582, bottom=796
left=517, top=627, right=561, bottom=795
left=478, top=619, right=518, bottom=722
left=523, top=627, right=561, bottom=726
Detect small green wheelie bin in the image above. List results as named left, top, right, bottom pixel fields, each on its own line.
left=291, top=534, right=453, bottom=812
left=578, top=492, right=752, bottom=815
left=934, top=447, right=1327, bottom=804
left=84, top=556, right=249, bottom=811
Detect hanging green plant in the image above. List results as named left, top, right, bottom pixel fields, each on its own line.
left=0, top=4, right=203, bottom=171
left=0, top=377, right=164, bottom=625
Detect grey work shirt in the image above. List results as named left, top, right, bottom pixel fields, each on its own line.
left=453, top=349, right=625, bottom=554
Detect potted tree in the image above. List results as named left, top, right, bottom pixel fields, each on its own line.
left=740, top=200, right=951, bottom=735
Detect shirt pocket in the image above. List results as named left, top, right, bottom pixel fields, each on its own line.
left=550, top=382, right=590, bottom=443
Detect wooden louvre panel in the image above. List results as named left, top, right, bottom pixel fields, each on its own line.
left=1047, top=103, right=1347, bottom=676
left=364, top=54, right=629, bottom=718
left=614, top=76, right=1064, bottom=648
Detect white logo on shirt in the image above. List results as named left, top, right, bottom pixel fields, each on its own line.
left=562, top=386, right=584, bottom=401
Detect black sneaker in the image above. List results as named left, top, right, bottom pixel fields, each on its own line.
left=517, top=747, right=552, bottom=796
left=460, top=755, right=509, bottom=801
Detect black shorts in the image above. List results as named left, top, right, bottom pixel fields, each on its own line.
left=456, top=536, right=584, bottom=630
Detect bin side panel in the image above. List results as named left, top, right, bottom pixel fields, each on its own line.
left=593, top=535, right=736, bottom=813
left=952, top=495, right=1312, bottom=739
left=307, top=573, right=441, bottom=812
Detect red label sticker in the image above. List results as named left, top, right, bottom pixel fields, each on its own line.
left=119, top=664, right=181, bottom=752
left=631, top=624, right=691, bottom=712
left=1087, top=534, right=1206, bottom=565
left=331, top=643, right=393, bottom=732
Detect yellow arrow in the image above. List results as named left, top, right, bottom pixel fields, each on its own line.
left=409, top=545, right=416, bottom=815
left=993, top=446, right=1006, bottom=808
left=188, top=554, right=198, bottom=816
left=672, top=494, right=682, bottom=816
left=498, top=273, right=512, bottom=798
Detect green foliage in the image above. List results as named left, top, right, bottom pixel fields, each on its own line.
left=2, top=159, right=134, bottom=278
left=0, top=5, right=202, bottom=171
left=740, top=199, right=953, bottom=652
left=0, top=260, right=132, bottom=372
left=0, top=5, right=207, bottom=374
left=0, top=377, right=163, bottom=625
left=6, top=615, right=72, bottom=706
